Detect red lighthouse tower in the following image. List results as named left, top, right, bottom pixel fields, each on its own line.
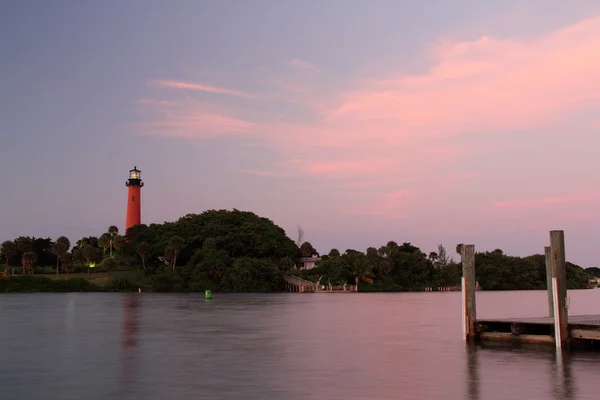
left=125, top=166, right=144, bottom=233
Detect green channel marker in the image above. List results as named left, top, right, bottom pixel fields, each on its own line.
left=205, top=289, right=213, bottom=300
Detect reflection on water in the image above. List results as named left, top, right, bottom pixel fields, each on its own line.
left=466, top=345, right=479, bottom=400
left=1, top=291, right=600, bottom=400
left=120, top=294, right=140, bottom=388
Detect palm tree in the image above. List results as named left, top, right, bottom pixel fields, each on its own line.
left=14, top=237, right=33, bottom=274
left=62, top=253, right=73, bottom=277
left=346, top=253, right=374, bottom=284
left=108, top=226, right=119, bottom=257
left=136, top=242, right=150, bottom=270
left=51, top=236, right=71, bottom=275
left=112, top=235, right=125, bottom=255
left=168, top=236, right=184, bottom=271
left=98, top=233, right=111, bottom=257
left=0, top=241, right=16, bottom=272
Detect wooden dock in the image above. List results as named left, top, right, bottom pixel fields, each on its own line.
left=460, top=230, right=600, bottom=349
left=282, top=274, right=358, bottom=293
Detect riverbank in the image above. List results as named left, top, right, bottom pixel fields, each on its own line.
left=0, top=274, right=144, bottom=293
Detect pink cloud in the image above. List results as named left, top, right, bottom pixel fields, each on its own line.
left=242, top=169, right=287, bottom=177
left=136, top=15, right=600, bottom=220
left=134, top=99, right=259, bottom=138
left=289, top=59, right=323, bottom=73
left=328, top=16, right=600, bottom=135
left=147, top=79, right=254, bottom=99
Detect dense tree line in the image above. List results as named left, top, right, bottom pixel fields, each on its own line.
left=0, top=209, right=594, bottom=291
left=295, top=244, right=591, bottom=291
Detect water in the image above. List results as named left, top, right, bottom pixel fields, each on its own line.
left=1, top=290, right=600, bottom=400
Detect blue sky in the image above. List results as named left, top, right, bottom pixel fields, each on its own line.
left=2, top=0, right=600, bottom=266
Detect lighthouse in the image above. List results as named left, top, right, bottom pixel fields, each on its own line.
left=125, top=166, right=144, bottom=233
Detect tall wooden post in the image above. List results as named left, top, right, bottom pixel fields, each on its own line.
left=550, top=230, right=568, bottom=349
left=461, top=244, right=477, bottom=343
left=544, top=246, right=554, bottom=318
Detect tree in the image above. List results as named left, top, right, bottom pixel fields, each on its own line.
left=62, top=253, right=73, bottom=277
left=108, top=225, right=119, bottom=257
left=14, top=237, right=33, bottom=274
left=168, top=236, right=184, bottom=271
left=0, top=241, right=16, bottom=270
left=436, top=244, right=451, bottom=268
left=51, top=236, right=71, bottom=275
left=112, top=235, right=125, bottom=255
left=136, top=242, right=150, bottom=270
left=296, top=225, right=304, bottom=247
left=82, top=245, right=102, bottom=274
left=102, top=257, right=118, bottom=276
left=98, top=233, right=111, bottom=256
left=22, top=251, right=37, bottom=274
left=300, top=242, right=317, bottom=258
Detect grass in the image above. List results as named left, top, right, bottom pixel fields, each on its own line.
left=40, top=270, right=140, bottom=286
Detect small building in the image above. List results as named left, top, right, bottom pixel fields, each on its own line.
left=296, top=254, right=321, bottom=270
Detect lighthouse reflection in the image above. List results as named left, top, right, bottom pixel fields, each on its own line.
left=119, top=293, right=140, bottom=385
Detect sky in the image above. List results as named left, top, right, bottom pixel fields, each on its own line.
left=2, top=0, right=600, bottom=266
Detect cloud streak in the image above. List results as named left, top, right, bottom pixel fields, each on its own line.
left=147, top=79, right=254, bottom=98
left=494, top=194, right=600, bottom=210
left=289, top=59, right=323, bottom=74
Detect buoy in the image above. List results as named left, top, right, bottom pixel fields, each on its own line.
left=138, top=288, right=141, bottom=293
left=205, top=289, right=213, bottom=300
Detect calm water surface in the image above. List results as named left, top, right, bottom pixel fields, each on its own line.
left=2, top=290, right=600, bottom=399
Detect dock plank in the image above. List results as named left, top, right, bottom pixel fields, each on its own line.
left=478, top=314, right=600, bottom=327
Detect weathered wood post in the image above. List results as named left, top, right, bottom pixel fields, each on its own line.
left=460, top=244, right=477, bottom=343
left=545, top=246, right=554, bottom=318
left=550, top=230, right=568, bottom=349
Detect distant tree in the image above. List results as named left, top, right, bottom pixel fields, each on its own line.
left=15, top=237, right=33, bottom=274
left=136, top=242, right=150, bottom=270
left=22, top=251, right=37, bottom=274
left=168, top=236, right=184, bottom=270
left=82, top=245, right=102, bottom=274
left=436, top=244, right=451, bottom=268
left=428, top=252, right=438, bottom=263
left=73, top=248, right=85, bottom=269
left=585, top=267, right=600, bottom=277
left=296, top=225, right=304, bottom=247
left=62, top=253, right=73, bottom=277
left=112, top=235, right=125, bottom=254
left=98, top=233, right=111, bottom=256
left=300, top=242, right=317, bottom=258
left=328, top=248, right=340, bottom=258
left=0, top=241, right=16, bottom=269
left=125, top=223, right=148, bottom=243
left=102, top=257, right=118, bottom=276
left=108, top=226, right=119, bottom=256
left=51, top=236, right=71, bottom=274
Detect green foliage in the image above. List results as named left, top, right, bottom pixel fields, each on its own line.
left=0, top=276, right=102, bottom=292
left=102, top=257, right=118, bottom=275
left=0, top=208, right=594, bottom=292
left=222, top=258, right=282, bottom=292
left=585, top=267, right=600, bottom=277
left=127, top=210, right=300, bottom=270
left=151, top=270, right=185, bottom=292
left=299, top=243, right=591, bottom=292
left=103, top=277, right=139, bottom=292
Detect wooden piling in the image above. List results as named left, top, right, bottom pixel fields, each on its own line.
left=461, top=244, right=477, bottom=343
left=550, top=230, right=568, bottom=348
left=544, top=246, right=553, bottom=318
